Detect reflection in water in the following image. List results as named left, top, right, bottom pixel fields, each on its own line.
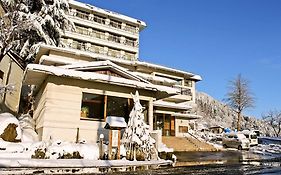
left=174, top=150, right=262, bottom=166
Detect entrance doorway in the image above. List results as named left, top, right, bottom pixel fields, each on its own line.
left=154, top=114, right=175, bottom=136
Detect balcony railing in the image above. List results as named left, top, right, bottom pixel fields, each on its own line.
left=61, top=39, right=137, bottom=61
left=70, top=9, right=138, bottom=34
left=173, top=86, right=193, bottom=96
left=67, top=25, right=138, bottom=48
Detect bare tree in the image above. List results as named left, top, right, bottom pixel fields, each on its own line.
left=262, top=110, right=281, bottom=137
left=0, top=0, right=74, bottom=64
left=225, top=74, right=255, bottom=131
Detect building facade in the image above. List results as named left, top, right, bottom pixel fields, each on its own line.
left=22, top=0, right=202, bottom=142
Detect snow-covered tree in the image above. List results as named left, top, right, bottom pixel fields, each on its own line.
left=122, top=91, right=156, bottom=161
left=0, top=0, right=74, bottom=64
left=263, top=110, right=281, bottom=137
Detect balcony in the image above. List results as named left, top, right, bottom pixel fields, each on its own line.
left=164, top=87, right=193, bottom=103
left=65, top=25, right=138, bottom=50
left=70, top=10, right=138, bottom=34
left=61, top=39, right=137, bottom=61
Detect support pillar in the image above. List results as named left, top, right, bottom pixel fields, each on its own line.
left=148, top=98, right=154, bottom=131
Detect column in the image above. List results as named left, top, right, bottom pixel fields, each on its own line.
left=148, top=98, right=153, bottom=131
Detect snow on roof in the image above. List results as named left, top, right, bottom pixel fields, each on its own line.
left=69, top=0, right=146, bottom=30
left=39, top=55, right=87, bottom=65
left=36, top=45, right=202, bottom=81
left=209, top=125, right=225, bottom=129
left=131, top=72, right=178, bottom=84
left=104, top=116, right=127, bottom=129
left=154, top=110, right=201, bottom=120
left=23, top=64, right=179, bottom=95
left=59, top=60, right=150, bottom=83
left=153, top=100, right=192, bottom=110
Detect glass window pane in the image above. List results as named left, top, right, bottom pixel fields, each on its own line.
left=81, top=93, right=104, bottom=120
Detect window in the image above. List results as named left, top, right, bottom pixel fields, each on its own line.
left=179, top=126, right=188, bottom=133
left=109, top=19, right=122, bottom=29
left=81, top=92, right=148, bottom=123
left=0, top=70, right=4, bottom=79
left=81, top=93, right=105, bottom=120
left=92, top=14, right=106, bottom=24
left=107, top=96, right=131, bottom=121
left=76, top=10, right=90, bottom=20
left=184, top=80, right=193, bottom=87
left=125, top=24, right=136, bottom=33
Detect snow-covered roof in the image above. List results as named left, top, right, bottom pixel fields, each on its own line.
left=104, top=116, right=127, bottom=129
left=23, top=64, right=179, bottom=95
left=153, top=100, right=192, bottom=110
left=154, top=110, right=201, bottom=120
left=35, top=45, right=202, bottom=81
left=69, top=0, right=146, bottom=30
left=171, top=113, right=202, bottom=119
left=59, top=60, right=150, bottom=84
left=209, top=125, right=224, bottom=129
left=131, top=72, right=178, bottom=84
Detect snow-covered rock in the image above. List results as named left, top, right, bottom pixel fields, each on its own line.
left=0, top=113, right=22, bottom=142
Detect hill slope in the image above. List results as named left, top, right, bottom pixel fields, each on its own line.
left=195, top=92, right=274, bottom=136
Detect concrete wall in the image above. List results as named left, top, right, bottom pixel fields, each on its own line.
left=0, top=54, right=23, bottom=113
left=175, top=118, right=193, bottom=137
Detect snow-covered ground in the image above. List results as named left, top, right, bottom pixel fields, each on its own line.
left=249, top=143, right=281, bottom=160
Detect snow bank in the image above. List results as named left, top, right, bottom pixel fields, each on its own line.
left=158, top=142, right=173, bottom=153
left=0, top=113, right=22, bottom=141
left=19, top=114, right=39, bottom=142
left=1, top=139, right=101, bottom=160
left=250, top=144, right=281, bottom=157
left=46, top=141, right=100, bottom=160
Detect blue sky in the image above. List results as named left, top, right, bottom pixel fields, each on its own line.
left=79, top=0, right=281, bottom=118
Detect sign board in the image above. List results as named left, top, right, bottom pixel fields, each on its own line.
left=111, top=130, right=119, bottom=147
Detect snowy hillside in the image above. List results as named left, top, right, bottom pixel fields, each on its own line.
left=195, top=92, right=274, bottom=136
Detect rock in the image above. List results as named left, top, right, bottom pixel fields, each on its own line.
left=0, top=113, right=22, bottom=142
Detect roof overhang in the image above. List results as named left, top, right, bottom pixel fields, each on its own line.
left=23, top=64, right=179, bottom=97
left=153, top=100, right=192, bottom=110
left=154, top=110, right=201, bottom=120
left=59, top=60, right=150, bottom=84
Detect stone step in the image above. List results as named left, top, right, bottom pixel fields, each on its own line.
left=162, top=136, right=217, bottom=152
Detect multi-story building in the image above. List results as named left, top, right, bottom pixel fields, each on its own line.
left=21, top=0, right=202, bottom=142
left=61, top=0, right=145, bottom=61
